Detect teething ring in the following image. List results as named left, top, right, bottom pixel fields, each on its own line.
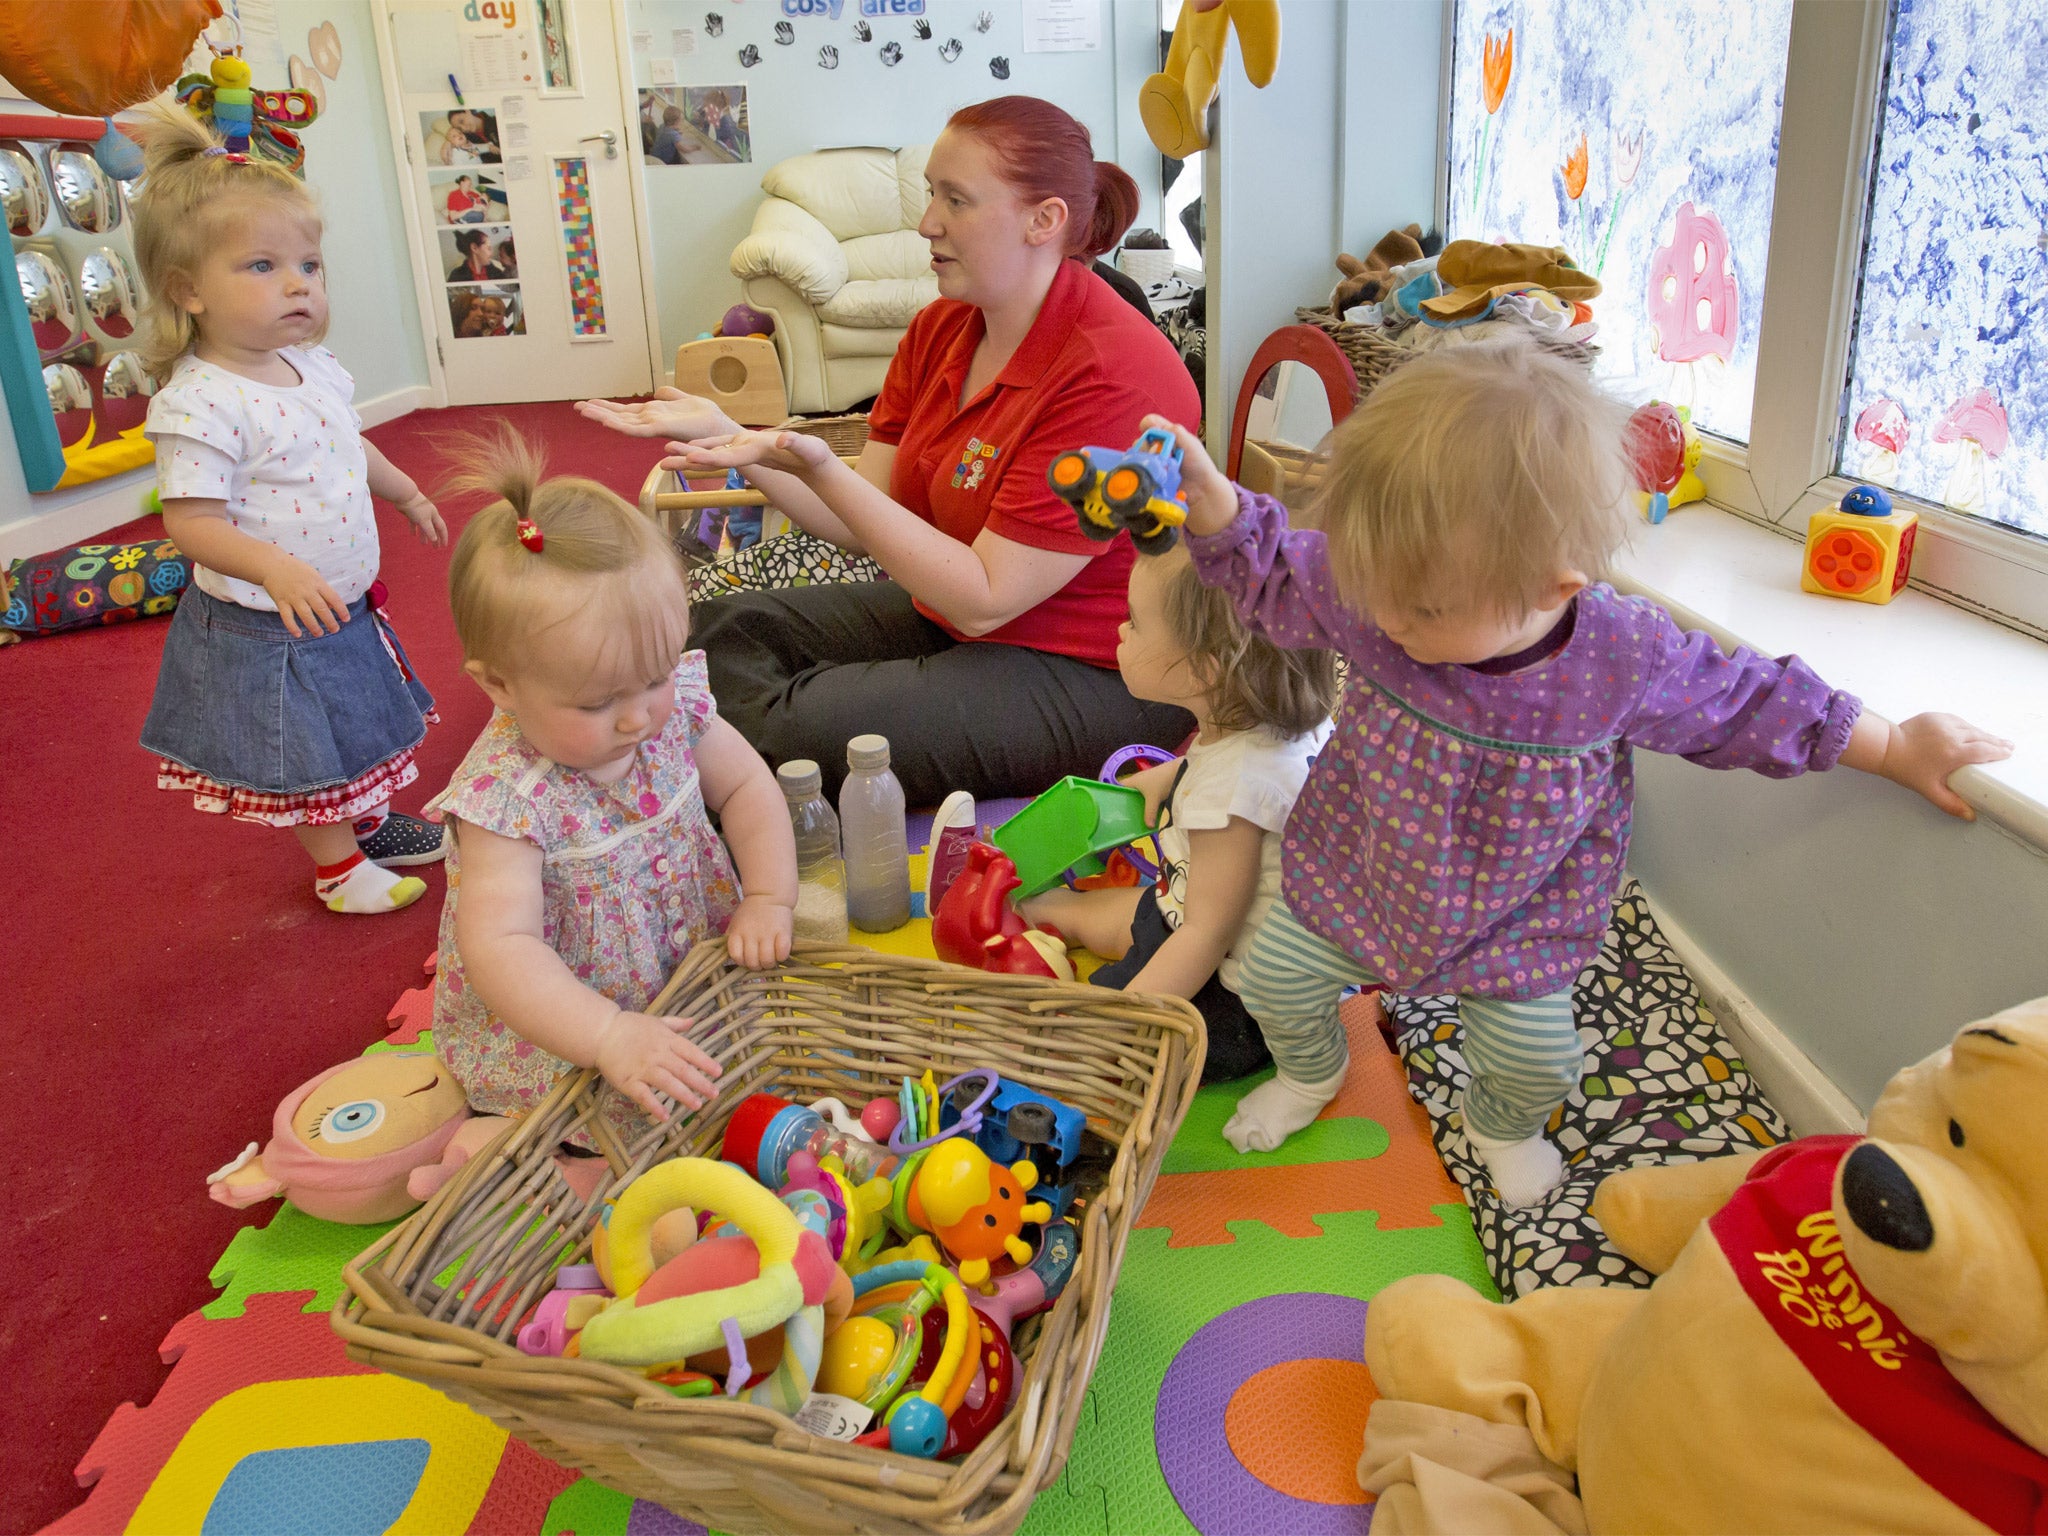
left=888, top=1069, right=1000, bottom=1155
left=850, top=1261, right=976, bottom=1457
left=578, top=1158, right=806, bottom=1368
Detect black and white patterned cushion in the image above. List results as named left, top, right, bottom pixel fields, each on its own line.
left=685, top=529, right=883, bottom=606
left=1387, top=878, right=1791, bottom=1297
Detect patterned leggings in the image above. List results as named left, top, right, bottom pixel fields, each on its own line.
left=1238, top=901, right=1584, bottom=1141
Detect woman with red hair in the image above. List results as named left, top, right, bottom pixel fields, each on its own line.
left=580, top=97, right=1198, bottom=806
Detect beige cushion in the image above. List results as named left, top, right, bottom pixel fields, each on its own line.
left=822, top=321, right=915, bottom=359
left=760, top=144, right=929, bottom=243
left=729, top=199, right=847, bottom=304
left=818, top=275, right=938, bottom=329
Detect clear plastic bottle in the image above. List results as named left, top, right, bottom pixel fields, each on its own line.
left=840, top=733, right=911, bottom=933
left=778, top=759, right=849, bottom=944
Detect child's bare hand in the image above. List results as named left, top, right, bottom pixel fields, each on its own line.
left=1879, top=712, right=2014, bottom=818
left=595, top=1011, right=722, bottom=1120
left=1142, top=414, right=1238, bottom=537
left=261, top=552, right=348, bottom=636
left=397, top=492, right=448, bottom=547
left=726, top=895, right=794, bottom=968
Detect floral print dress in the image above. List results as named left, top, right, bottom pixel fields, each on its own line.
left=431, top=653, right=741, bottom=1145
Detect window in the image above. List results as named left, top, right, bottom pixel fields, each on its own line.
left=1840, top=0, right=2046, bottom=538
left=1445, top=1, right=1793, bottom=443
left=1439, top=1, right=2048, bottom=637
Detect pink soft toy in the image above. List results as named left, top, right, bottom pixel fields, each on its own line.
left=207, top=1051, right=481, bottom=1224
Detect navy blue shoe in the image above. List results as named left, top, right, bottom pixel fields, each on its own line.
left=358, top=812, right=447, bottom=867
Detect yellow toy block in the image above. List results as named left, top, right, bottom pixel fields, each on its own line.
left=1801, top=484, right=1917, bottom=604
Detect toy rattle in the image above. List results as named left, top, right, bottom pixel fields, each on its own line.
left=893, top=1137, right=1055, bottom=1288
left=825, top=1261, right=975, bottom=1458
left=1802, top=482, right=1919, bottom=605
left=1047, top=427, right=1189, bottom=552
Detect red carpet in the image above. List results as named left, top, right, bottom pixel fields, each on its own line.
left=3, top=402, right=665, bottom=1534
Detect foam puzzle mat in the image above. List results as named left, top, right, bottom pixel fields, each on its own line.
left=47, top=820, right=1486, bottom=1535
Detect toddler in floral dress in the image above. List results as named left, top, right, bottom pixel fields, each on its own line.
left=430, top=436, right=796, bottom=1145
left=1152, top=338, right=2011, bottom=1205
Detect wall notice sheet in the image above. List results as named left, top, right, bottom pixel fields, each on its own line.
left=1023, top=0, right=1101, bottom=52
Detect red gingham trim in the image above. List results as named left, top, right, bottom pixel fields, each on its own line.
left=158, top=750, right=422, bottom=828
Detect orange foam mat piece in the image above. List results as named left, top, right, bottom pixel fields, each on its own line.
left=1135, top=1001, right=1464, bottom=1249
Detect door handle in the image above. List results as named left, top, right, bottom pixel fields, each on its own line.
left=579, top=130, right=618, bottom=159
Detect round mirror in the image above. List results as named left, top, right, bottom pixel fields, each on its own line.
left=43, top=362, right=94, bottom=443
left=17, top=250, right=80, bottom=353
left=1246, top=360, right=1337, bottom=451
left=0, top=145, right=49, bottom=237
left=99, top=350, right=155, bottom=431
left=79, top=248, right=139, bottom=339
left=49, top=148, right=118, bottom=233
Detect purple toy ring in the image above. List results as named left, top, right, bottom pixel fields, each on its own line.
left=887, top=1069, right=1001, bottom=1155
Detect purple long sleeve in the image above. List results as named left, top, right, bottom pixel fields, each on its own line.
left=1184, top=487, right=1365, bottom=652
left=1623, top=608, right=1862, bottom=776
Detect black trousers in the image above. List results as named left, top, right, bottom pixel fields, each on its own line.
left=692, top=580, right=1195, bottom=807
left=1091, top=885, right=1273, bottom=1083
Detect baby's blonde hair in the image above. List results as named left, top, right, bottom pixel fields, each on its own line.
left=446, top=429, right=691, bottom=686
left=130, top=100, right=325, bottom=382
left=1310, top=337, right=1635, bottom=618
left=1153, top=545, right=1337, bottom=737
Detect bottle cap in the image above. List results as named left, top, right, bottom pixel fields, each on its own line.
left=719, top=1091, right=795, bottom=1179
left=847, top=733, right=891, bottom=772
left=777, top=759, right=823, bottom=799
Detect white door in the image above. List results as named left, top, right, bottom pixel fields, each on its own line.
left=377, top=0, right=654, bottom=404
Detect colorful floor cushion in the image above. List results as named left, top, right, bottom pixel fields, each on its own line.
left=3, top=536, right=189, bottom=641
left=684, top=528, right=882, bottom=606
left=1387, top=877, right=1790, bottom=1297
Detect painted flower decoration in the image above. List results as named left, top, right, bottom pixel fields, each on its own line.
left=1483, top=29, right=1513, bottom=114
left=1614, top=127, right=1644, bottom=188
left=1561, top=133, right=1588, bottom=200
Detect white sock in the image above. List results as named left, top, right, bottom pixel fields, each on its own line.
left=1466, top=1127, right=1566, bottom=1207
left=1223, top=1067, right=1347, bottom=1153
left=315, top=851, right=427, bottom=914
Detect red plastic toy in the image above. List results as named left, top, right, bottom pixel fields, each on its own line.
left=931, top=843, right=1071, bottom=981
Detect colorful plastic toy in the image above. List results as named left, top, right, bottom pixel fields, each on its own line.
left=516, top=1264, right=611, bottom=1357
left=818, top=1261, right=975, bottom=1457
left=991, top=776, right=1152, bottom=898
left=780, top=1150, right=893, bottom=1266
left=175, top=51, right=319, bottom=173
left=974, top=1082, right=1087, bottom=1218
left=930, top=844, right=1075, bottom=980
left=892, top=1137, right=1055, bottom=1288
left=1802, top=483, right=1918, bottom=604
left=973, top=1218, right=1081, bottom=1339
left=1047, top=427, right=1190, bottom=552
left=722, top=1091, right=903, bottom=1189
left=898, top=1296, right=1017, bottom=1459
left=861, top=1095, right=903, bottom=1142
left=1626, top=400, right=1705, bottom=524
left=890, top=1069, right=1000, bottom=1155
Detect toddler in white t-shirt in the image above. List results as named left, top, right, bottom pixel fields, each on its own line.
left=1023, top=545, right=1337, bottom=1081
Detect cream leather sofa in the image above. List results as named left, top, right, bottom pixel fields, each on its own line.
left=729, top=145, right=940, bottom=413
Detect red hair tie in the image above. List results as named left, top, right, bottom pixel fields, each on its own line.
left=516, top=518, right=544, bottom=552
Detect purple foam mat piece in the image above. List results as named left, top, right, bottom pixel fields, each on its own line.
left=626, top=1499, right=709, bottom=1536
left=1155, top=1292, right=1374, bottom=1535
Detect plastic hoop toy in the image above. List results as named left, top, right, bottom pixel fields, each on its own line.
left=887, top=1068, right=1000, bottom=1156
left=577, top=1158, right=808, bottom=1368
left=848, top=1261, right=976, bottom=1457
left=1098, top=743, right=1173, bottom=882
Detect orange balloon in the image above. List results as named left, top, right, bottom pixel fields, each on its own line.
left=0, top=0, right=222, bottom=117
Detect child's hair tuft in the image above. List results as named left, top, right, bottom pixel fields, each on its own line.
left=1158, top=548, right=1338, bottom=737
left=445, top=425, right=692, bottom=684
left=129, top=100, right=324, bottom=382
left=1309, top=336, right=1636, bottom=618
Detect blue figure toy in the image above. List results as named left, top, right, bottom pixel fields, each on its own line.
left=1046, top=426, right=1188, bottom=553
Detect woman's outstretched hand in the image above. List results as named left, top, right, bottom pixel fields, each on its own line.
left=1141, top=415, right=1238, bottom=537
left=660, top=427, right=836, bottom=477
left=575, top=387, right=736, bottom=444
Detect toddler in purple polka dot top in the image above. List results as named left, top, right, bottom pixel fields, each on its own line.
left=1143, top=338, right=2010, bottom=1206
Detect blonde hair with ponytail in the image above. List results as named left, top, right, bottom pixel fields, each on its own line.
left=445, top=428, right=692, bottom=686
left=131, top=99, right=324, bottom=382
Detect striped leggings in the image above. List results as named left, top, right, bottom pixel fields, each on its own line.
left=1238, top=902, right=1584, bottom=1142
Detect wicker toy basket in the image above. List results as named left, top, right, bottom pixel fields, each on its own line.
left=334, top=942, right=1203, bottom=1536
left=1294, top=305, right=1596, bottom=396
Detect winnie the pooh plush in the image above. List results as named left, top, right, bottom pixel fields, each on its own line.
left=1361, top=998, right=2048, bottom=1533
left=1138, top=0, right=1280, bottom=160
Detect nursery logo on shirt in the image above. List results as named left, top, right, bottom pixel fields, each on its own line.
left=951, top=438, right=999, bottom=491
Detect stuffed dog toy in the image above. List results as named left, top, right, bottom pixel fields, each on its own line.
left=1362, top=997, right=2048, bottom=1532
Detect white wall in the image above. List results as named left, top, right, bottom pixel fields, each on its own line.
left=0, top=0, right=428, bottom=548
left=623, top=0, right=1163, bottom=361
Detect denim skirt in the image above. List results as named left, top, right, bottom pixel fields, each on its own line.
left=141, top=586, right=437, bottom=795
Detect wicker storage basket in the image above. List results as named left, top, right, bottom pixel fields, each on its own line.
left=334, top=942, right=1203, bottom=1536
left=1294, top=305, right=1596, bottom=396
left=784, top=412, right=871, bottom=458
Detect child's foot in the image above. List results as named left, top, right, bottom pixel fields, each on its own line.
left=1223, top=1067, right=1346, bottom=1153
left=1466, top=1126, right=1566, bottom=1207
left=925, top=790, right=977, bottom=911
left=316, top=852, right=428, bottom=913
left=357, top=811, right=447, bottom=867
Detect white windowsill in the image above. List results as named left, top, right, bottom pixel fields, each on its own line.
left=1611, top=503, right=2048, bottom=855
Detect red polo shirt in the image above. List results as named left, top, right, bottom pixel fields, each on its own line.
left=866, top=258, right=1201, bottom=668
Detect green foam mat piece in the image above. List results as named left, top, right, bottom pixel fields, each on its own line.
left=206, top=1203, right=399, bottom=1320
left=1160, top=1070, right=1392, bottom=1175
left=542, top=1477, right=634, bottom=1536
left=1018, top=1210, right=1494, bottom=1536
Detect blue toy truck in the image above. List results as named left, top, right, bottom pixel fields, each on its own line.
left=1046, top=426, right=1188, bottom=553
